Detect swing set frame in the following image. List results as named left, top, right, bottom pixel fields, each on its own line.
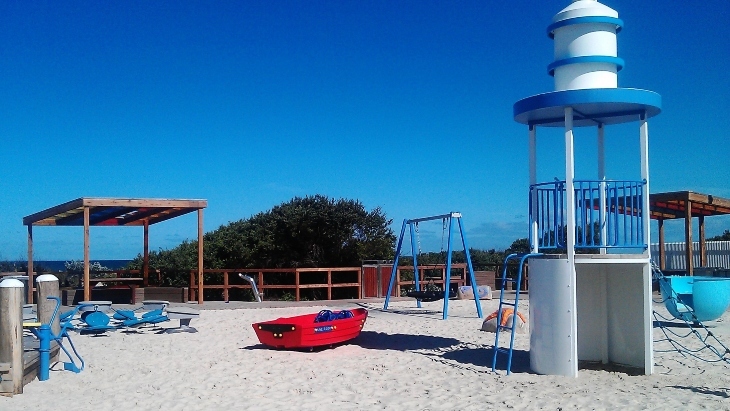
left=383, top=212, right=483, bottom=320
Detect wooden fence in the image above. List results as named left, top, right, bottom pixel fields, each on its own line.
left=361, top=262, right=528, bottom=298
left=188, top=267, right=361, bottom=303
left=188, top=262, right=528, bottom=304
left=475, top=262, right=529, bottom=291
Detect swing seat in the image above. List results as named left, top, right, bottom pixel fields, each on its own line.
left=406, top=290, right=456, bottom=302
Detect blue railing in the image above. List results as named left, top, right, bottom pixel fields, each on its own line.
left=530, top=180, right=646, bottom=250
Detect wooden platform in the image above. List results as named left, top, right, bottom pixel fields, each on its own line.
left=0, top=336, right=59, bottom=396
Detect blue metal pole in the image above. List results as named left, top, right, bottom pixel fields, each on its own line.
left=384, top=219, right=408, bottom=310
left=458, top=217, right=483, bottom=318
left=410, top=222, right=421, bottom=309
left=492, top=253, right=517, bottom=372
left=443, top=216, right=454, bottom=319
left=37, top=325, right=51, bottom=381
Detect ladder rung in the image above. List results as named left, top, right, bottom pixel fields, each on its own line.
left=500, top=301, right=516, bottom=307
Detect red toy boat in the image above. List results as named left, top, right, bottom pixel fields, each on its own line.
left=252, top=308, right=368, bottom=349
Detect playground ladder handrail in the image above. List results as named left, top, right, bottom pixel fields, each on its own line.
left=491, top=253, right=541, bottom=375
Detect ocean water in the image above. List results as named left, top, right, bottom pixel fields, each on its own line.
left=6, top=260, right=133, bottom=272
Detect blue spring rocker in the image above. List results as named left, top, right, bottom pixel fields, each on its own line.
left=659, top=276, right=730, bottom=322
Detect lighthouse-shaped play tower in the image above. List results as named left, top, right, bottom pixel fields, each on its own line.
left=514, top=1, right=661, bottom=376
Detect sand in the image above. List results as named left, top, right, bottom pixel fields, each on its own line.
left=3, top=298, right=729, bottom=410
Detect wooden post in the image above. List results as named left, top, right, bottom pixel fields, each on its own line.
left=189, top=271, right=195, bottom=302
left=699, top=215, right=706, bottom=268
left=295, top=270, right=300, bottom=302
left=658, top=218, right=666, bottom=271
left=685, top=201, right=693, bottom=275
left=0, top=279, right=24, bottom=395
left=223, top=271, right=229, bottom=302
left=359, top=267, right=363, bottom=299
left=26, top=225, right=34, bottom=304
left=36, top=275, right=61, bottom=336
left=143, top=219, right=149, bottom=287
left=197, top=209, right=204, bottom=304
left=327, top=270, right=332, bottom=300
left=259, top=271, right=264, bottom=301
left=83, top=206, right=91, bottom=302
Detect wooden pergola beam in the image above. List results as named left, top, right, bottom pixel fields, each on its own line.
left=685, top=201, right=693, bottom=276
left=84, top=206, right=91, bottom=301
left=650, top=191, right=730, bottom=275
left=23, top=197, right=207, bottom=304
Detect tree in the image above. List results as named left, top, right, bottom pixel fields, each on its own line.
left=708, top=230, right=730, bottom=241
left=507, top=238, right=531, bottom=254
left=128, top=195, right=396, bottom=285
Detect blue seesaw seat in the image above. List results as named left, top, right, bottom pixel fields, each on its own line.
left=73, top=301, right=118, bottom=334
left=65, top=301, right=169, bottom=333
left=659, top=276, right=730, bottom=322
left=113, top=308, right=169, bottom=327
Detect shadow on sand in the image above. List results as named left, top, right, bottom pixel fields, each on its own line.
left=358, top=331, right=533, bottom=374
left=241, top=329, right=533, bottom=374
left=356, top=331, right=460, bottom=351
left=653, top=320, right=695, bottom=329
left=666, top=385, right=730, bottom=399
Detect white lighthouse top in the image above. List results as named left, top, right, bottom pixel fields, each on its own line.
left=548, top=0, right=623, bottom=91
left=554, top=0, right=618, bottom=24
left=513, top=1, right=660, bottom=127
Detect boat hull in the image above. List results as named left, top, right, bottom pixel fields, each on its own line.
left=252, top=308, right=368, bottom=349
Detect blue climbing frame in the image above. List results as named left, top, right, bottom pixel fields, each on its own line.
left=383, top=212, right=483, bottom=320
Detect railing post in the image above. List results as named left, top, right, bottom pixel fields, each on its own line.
left=258, top=271, right=264, bottom=301
left=189, top=270, right=195, bottom=302
left=0, top=279, right=24, bottom=395
left=223, top=270, right=229, bottom=302
left=295, top=269, right=300, bottom=302
left=359, top=267, right=364, bottom=299
left=327, top=270, right=332, bottom=300
left=36, top=274, right=61, bottom=337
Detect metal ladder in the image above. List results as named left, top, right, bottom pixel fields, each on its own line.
left=491, top=253, right=541, bottom=375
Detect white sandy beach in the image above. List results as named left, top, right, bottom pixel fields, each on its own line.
left=3, top=298, right=730, bottom=410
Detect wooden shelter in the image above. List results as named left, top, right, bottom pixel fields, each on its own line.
left=23, top=198, right=207, bottom=303
left=650, top=191, right=730, bottom=275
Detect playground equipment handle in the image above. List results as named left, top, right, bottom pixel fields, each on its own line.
left=47, top=296, right=62, bottom=326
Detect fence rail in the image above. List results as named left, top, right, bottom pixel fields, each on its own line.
left=189, top=267, right=361, bottom=302
left=530, top=179, right=646, bottom=250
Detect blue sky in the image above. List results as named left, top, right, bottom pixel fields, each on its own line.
left=1, top=1, right=729, bottom=261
